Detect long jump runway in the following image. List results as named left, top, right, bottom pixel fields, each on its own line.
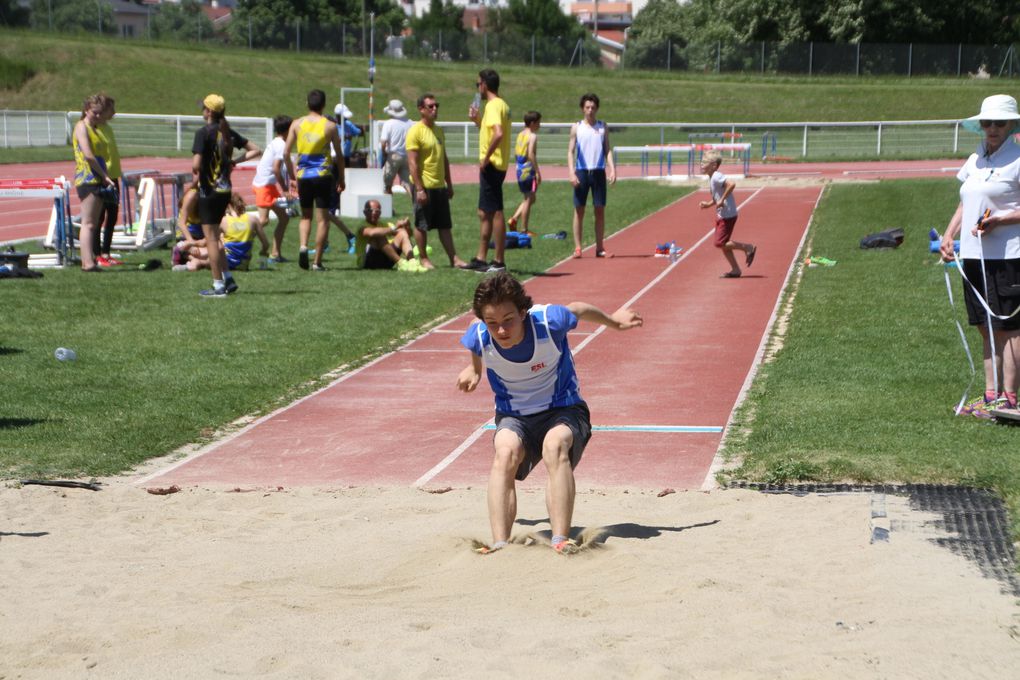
left=141, top=185, right=822, bottom=490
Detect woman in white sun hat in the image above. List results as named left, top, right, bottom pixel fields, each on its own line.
left=941, top=94, right=1020, bottom=416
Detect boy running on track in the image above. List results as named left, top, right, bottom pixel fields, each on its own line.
left=457, top=272, right=642, bottom=554
left=699, top=150, right=757, bottom=278
left=507, top=111, right=542, bottom=235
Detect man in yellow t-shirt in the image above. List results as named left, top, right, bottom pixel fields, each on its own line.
left=406, top=93, right=467, bottom=271
left=461, top=68, right=511, bottom=274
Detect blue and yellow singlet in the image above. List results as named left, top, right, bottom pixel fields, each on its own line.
left=296, top=117, right=332, bottom=179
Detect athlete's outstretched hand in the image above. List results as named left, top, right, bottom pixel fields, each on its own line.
left=612, top=308, right=643, bottom=331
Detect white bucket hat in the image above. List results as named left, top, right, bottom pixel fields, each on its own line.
left=384, top=99, right=408, bottom=120
left=962, top=94, right=1020, bottom=133
left=333, top=103, right=353, bottom=120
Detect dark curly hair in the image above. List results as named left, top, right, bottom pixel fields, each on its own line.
left=472, top=272, right=533, bottom=318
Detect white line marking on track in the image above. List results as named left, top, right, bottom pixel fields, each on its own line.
left=700, top=186, right=823, bottom=490
left=416, top=188, right=767, bottom=487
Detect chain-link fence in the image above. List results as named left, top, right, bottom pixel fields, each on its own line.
left=626, top=41, right=1019, bottom=77
left=14, top=2, right=1020, bottom=77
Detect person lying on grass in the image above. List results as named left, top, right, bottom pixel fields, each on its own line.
left=457, top=272, right=642, bottom=554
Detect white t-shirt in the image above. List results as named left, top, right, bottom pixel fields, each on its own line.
left=957, top=136, right=1020, bottom=260
left=253, top=137, right=288, bottom=188
left=710, top=170, right=738, bottom=219
left=380, top=118, right=412, bottom=157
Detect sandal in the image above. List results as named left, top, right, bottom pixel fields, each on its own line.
left=720, top=271, right=741, bottom=278
left=745, top=245, right=757, bottom=267
left=573, top=247, right=582, bottom=259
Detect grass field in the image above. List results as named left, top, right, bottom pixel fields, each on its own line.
left=0, top=180, right=686, bottom=478
left=2, top=30, right=1000, bottom=165
left=0, top=29, right=1010, bottom=123
left=721, top=178, right=1020, bottom=538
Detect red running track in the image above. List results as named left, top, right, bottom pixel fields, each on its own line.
left=1, top=156, right=956, bottom=244
left=139, top=185, right=822, bottom=490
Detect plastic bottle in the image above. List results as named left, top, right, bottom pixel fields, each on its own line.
left=54, top=347, right=77, bottom=362
left=471, top=92, right=481, bottom=118
left=668, top=242, right=680, bottom=263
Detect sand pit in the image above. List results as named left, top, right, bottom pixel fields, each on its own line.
left=2, top=483, right=1018, bottom=678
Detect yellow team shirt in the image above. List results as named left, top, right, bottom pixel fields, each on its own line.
left=73, top=123, right=108, bottom=187
left=222, top=214, right=255, bottom=269
left=355, top=221, right=397, bottom=269
left=98, top=123, right=121, bottom=179
left=479, top=96, right=511, bottom=171
left=295, top=116, right=332, bottom=179
left=405, top=122, right=447, bottom=189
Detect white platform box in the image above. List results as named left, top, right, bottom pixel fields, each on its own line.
left=339, top=169, right=392, bottom=218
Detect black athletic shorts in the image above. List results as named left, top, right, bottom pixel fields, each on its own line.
left=298, top=176, right=333, bottom=210
left=962, top=258, right=1020, bottom=331
left=478, top=165, right=506, bottom=213
left=197, top=192, right=231, bottom=226
left=413, top=187, right=453, bottom=232
left=363, top=247, right=396, bottom=270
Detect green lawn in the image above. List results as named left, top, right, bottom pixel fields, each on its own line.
left=0, top=179, right=686, bottom=479
left=721, top=178, right=1020, bottom=539
left=0, top=29, right=1008, bottom=122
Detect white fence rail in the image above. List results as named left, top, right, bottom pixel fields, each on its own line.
left=2, top=111, right=973, bottom=163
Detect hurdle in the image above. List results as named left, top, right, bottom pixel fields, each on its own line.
left=53, top=170, right=184, bottom=252
left=760, top=131, right=792, bottom=163
left=0, top=177, right=72, bottom=268
left=687, top=143, right=752, bottom=177
left=612, top=144, right=694, bottom=179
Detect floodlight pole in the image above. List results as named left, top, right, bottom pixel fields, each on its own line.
left=368, top=12, right=376, bottom=167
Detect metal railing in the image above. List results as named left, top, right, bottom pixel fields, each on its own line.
left=4, top=111, right=978, bottom=163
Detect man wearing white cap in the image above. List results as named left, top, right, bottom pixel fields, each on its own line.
left=940, top=94, right=1020, bottom=416
left=380, top=99, right=413, bottom=205
left=334, top=103, right=363, bottom=166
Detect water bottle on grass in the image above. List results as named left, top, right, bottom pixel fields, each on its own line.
left=54, top=347, right=77, bottom=362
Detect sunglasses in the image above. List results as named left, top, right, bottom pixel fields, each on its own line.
left=980, top=120, right=1010, bottom=128
left=423, top=102, right=439, bottom=110
left=475, top=81, right=482, bottom=87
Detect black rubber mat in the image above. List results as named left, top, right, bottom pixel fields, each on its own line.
left=727, top=482, right=1020, bottom=596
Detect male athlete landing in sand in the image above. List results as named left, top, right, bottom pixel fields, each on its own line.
left=457, top=273, right=642, bottom=554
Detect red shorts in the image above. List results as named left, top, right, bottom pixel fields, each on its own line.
left=254, top=184, right=282, bottom=208
left=714, top=216, right=738, bottom=247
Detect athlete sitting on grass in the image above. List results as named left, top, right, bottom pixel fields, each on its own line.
left=457, top=272, right=642, bottom=554
left=354, top=199, right=425, bottom=272
left=174, top=193, right=268, bottom=272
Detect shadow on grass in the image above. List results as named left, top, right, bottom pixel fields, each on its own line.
left=0, top=347, right=24, bottom=355
left=0, top=418, right=47, bottom=429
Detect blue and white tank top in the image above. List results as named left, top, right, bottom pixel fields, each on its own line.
left=462, top=304, right=582, bottom=416
left=574, top=120, right=607, bottom=171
